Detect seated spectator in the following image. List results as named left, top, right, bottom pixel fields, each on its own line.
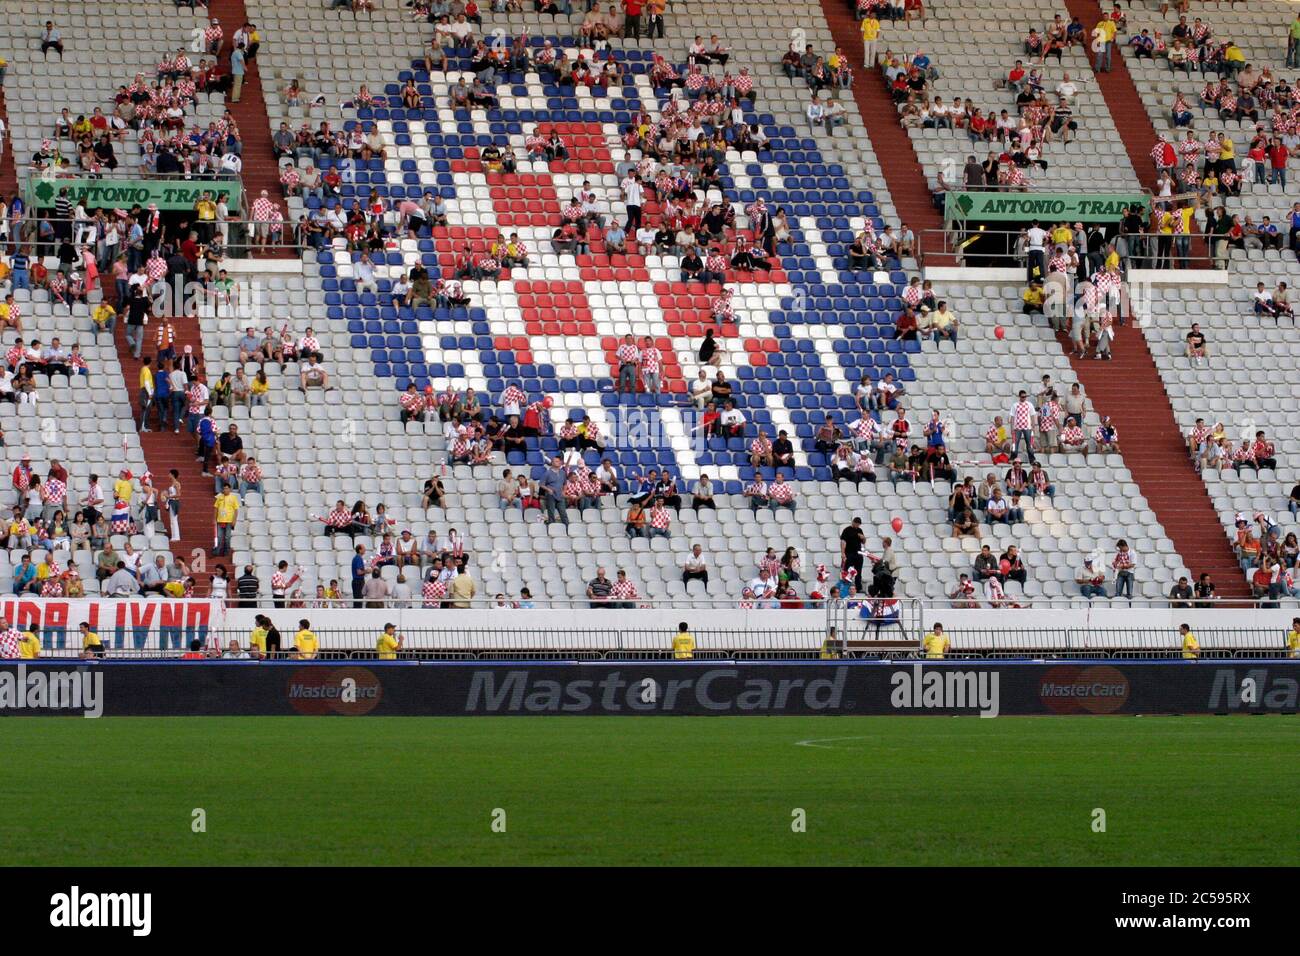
left=952, top=504, right=981, bottom=539
left=1078, top=557, right=1107, bottom=599
left=298, top=353, right=332, bottom=391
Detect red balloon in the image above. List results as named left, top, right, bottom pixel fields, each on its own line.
left=994, top=326, right=1006, bottom=340
left=890, top=517, right=904, bottom=534
left=542, top=396, right=553, bottom=409
left=999, top=559, right=1011, bottom=574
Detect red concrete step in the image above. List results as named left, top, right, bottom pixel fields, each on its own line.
left=206, top=0, right=297, bottom=261
left=1050, top=322, right=1247, bottom=596
left=817, top=0, right=950, bottom=265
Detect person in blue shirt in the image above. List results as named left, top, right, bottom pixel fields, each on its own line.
left=154, top=363, right=172, bottom=430
left=11, top=555, right=36, bottom=594
left=230, top=43, right=246, bottom=103
left=1256, top=216, right=1282, bottom=251
left=197, top=413, right=217, bottom=475
left=9, top=252, right=28, bottom=291
left=351, top=544, right=367, bottom=607
left=629, top=468, right=659, bottom=505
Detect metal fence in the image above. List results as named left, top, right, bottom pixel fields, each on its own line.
left=30, top=626, right=831, bottom=661
left=921, top=227, right=1219, bottom=270
left=4, top=213, right=300, bottom=261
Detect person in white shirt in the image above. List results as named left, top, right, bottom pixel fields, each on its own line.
left=1025, top=220, right=1048, bottom=280
left=221, top=152, right=242, bottom=174
left=1055, top=74, right=1077, bottom=102
left=299, top=357, right=331, bottom=391
left=747, top=569, right=776, bottom=598
left=353, top=253, right=378, bottom=293
left=691, top=369, right=713, bottom=408
left=682, top=544, right=709, bottom=591
left=620, top=174, right=643, bottom=230
left=825, top=99, right=846, bottom=134
left=806, top=96, right=825, bottom=130
left=719, top=404, right=745, bottom=433
left=389, top=574, right=413, bottom=606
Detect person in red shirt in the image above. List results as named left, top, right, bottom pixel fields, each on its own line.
left=623, top=0, right=643, bottom=38
left=1269, top=137, right=1289, bottom=189
left=894, top=307, right=919, bottom=340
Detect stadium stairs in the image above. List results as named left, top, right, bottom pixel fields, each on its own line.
left=1052, top=0, right=1246, bottom=595
left=0, top=88, right=16, bottom=197
left=816, top=0, right=949, bottom=265
left=1062, top=0, right=1208, bottom=259
left=208, top=0, right=296, bottom=260
left=106, top=284, right=218, bottom=583
left=112, top=0, right=290, bottom=577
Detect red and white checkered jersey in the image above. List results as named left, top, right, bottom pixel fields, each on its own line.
left=769, top=481, right=794, bottom=503
left=251, top=197, right=279, bottom=222
left=41, top=478, right=66, bottom=503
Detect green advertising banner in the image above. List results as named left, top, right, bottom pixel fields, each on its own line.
left=26, top=177, right=241, bottom=212
left=946, top=191, right=1147, bottom=223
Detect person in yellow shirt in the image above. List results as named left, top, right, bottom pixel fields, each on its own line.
left=138, top=357, right=155, bottom=430
left=1091, top=17, right=1117, bottom=73
left=80, top=621, right=104, bottom=659
left=295, top=619, right=319, bottom=659
left=248, top=621, right=268, bottom=657
left=1286, top=618, right=1300, bottom=659
left=1217, top=132, right=1235, bottom=164
left=1049, top=223, right=1072, bottom=246
left=250, top=369, right=270, bottom=404
left=861, top=14, right=880, bottom=69
left=672, top=621, right=695, bottom=660
left=1022, top=281, right=1045, bottom=315
left=113, top=469, right=134, bottom=506
left=18, top=626, right=40, bottom=659
left=214, top=487, right=240, bottom=556
left=194, top=192, right=217, bottom=230
left=922, top=623, right=951, bottom=659
left=377, top=623, right=403, bottom=660
left=1179, top=623, right=1199, bottom=660
left=92, top=301, right=116, bottom=338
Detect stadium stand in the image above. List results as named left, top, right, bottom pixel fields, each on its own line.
left=1112, top=0, right=1300, bottom=597
left=0, top=0, right=1293, bottom=609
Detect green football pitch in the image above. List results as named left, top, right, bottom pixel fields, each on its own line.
left=3, top=716, right=1295, bottom=866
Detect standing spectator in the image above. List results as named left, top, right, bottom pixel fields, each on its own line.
left=230, top=42, right=247, bottom=104
left=622, top=0, right=642, bottom=39
left=213, top=484, right=239, bottom=556
left=839, top=516, right=866, bottom=581
left=1011, top=390, right=1037, bottom=462
left=1112, top=539, right=1136, bottom=602
left=235, top=565, right=260, bottom=608
left=538, top=457, right=569, bottom=528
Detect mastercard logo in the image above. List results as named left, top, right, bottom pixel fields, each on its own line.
left=1038, top=665, right=1130, bottom=714
left=286, top=667, right=383, bottom=715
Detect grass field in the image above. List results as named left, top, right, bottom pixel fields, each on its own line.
left=3, top=716, right=1296, bottom=866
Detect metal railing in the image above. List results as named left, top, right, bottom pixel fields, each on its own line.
left=2, top=214, right=300, bottom=261
left=24, top=626, right=831, bottom=660
left=921, top=228, right=1218, bottom=270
